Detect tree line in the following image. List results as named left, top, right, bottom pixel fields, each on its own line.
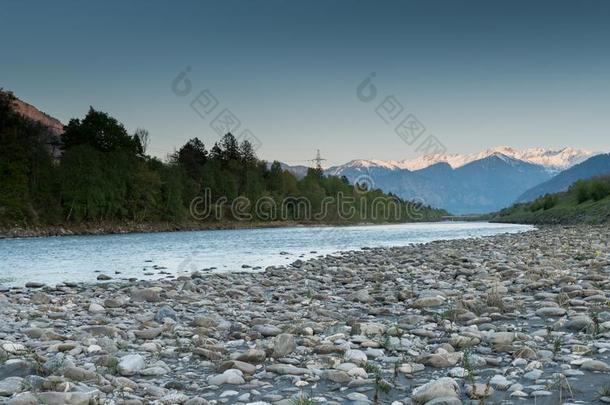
left=0, top=91, right=446, bottom=227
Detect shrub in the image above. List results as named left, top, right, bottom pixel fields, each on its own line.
left=529, top=194, right=557, bottom=212
left=572, top=180, right=590, bottom=203
left=542, top=194, right=558, bottom=210
left=589, top=177, right=610, bottom=201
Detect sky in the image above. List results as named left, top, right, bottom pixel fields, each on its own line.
left=1, top=0, right=609, bottom=166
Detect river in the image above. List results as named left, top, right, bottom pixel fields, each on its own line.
left=0, top=221, right=533, bottom=287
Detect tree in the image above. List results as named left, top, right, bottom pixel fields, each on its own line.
left=240, top=140, right=256, bottom=167
left=573, top=181, right=590, bottom=204
left=134, top=128, right=150, bottom=155
left=267, top=161, right=283, bottom=193
left=219, top=133, right=240, bottom=163
left=62, top=107, right=141, bottom=156
left=175, top=137, right=208, bottom=180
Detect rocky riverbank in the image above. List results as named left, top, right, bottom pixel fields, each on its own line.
left=1, top=226, right=610, bottom=404
left=0, top=221, right=307, bottom=239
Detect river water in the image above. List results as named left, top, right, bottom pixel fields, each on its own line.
left=0, top=222, right=533, bottom=287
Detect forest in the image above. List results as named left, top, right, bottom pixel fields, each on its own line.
left=0, top=91, right=446, bottom=228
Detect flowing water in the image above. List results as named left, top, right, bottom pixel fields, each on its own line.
left=0, top=221, right=533, bottom=287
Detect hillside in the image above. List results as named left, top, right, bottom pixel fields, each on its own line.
left=490, top=176, right=610, bottom=224
left=517, top=153, right=610, bottom=202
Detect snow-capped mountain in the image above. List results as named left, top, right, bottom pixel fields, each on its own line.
left=327, top=147, right=598, bottom=175
left=325, top=152, right=554, bottom=214
left=282, top=147, right=603, bottom=214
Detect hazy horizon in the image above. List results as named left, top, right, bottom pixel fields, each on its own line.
left=2, top=0, right=609, bottom=165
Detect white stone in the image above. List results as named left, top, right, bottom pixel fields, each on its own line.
left=1, top=343, right=27, bottom=354
left=412, top=377, right=460, bottom=403
left=208, top=369, right=245, bottom=385
left=344, top=349, right=367, bottom=364
left=489, top=374, right=511, bottom=390
left=88, top=303, right=105, bottom=313
left=118, top=354, right=145, bottom=376
left=348, top=367, right=368, bottom=378
left=87, top=345, right=102, bottom=353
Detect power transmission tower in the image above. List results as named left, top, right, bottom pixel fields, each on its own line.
left=309, top=149, right=326, bottom=171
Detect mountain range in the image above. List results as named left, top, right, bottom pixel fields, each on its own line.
left=327, top=146, right=595, bottom=174
left=313, top=147, right=606, bottom=214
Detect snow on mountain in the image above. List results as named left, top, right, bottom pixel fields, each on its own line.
left=332, top=147, right=598, bottom=173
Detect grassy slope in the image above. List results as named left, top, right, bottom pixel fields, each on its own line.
left=489, top=192, right=610, bottom=224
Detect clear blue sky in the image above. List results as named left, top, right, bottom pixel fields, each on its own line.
left=1, top=0, right=608, bottom=165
